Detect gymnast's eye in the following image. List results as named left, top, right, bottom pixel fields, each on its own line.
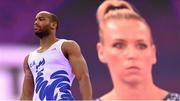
left=39, top=17, right=45, bottom=21
left=113, top=42, right=126, bottom=49
left=136, top=43, right=147, bottom=50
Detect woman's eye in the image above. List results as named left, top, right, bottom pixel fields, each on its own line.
left=137, top=43, right=147, bottom=49
left=113, top=43, right=126, bottom=49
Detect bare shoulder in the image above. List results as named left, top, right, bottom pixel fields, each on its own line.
left=24, top=55, right=29, bottom=62
left=62, top=40, right=80, bottom=48
left=23, top=54, right=33, bottom=77
left=62, top=40, right=81, bottom=54
left=100, top=94, right=109, bottom=100
left=100, top=91, right=114, bottom=100
left=23, top=55, right=29, bottom=67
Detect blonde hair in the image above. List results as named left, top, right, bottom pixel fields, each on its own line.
left=96, top=0, right=153, bottom=44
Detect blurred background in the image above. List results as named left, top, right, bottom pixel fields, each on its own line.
left=0, top=0, right=180, bottom=100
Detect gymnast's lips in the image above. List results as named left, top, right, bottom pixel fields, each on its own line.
left=34, top=25, right=40, bottom=30
left=125, top=66, right=141, bottom=75
left=126, top=66, right=140, bottom=71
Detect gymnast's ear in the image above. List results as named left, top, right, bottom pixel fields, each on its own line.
left=96, top=42, right=107, bottom=63
left=50, top=22, right=57, bottom=30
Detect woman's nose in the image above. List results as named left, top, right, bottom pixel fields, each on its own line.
left=126, top=47, right=137, bottom=60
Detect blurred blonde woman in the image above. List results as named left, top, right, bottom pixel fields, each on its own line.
left=96, top=0, right=180, bottom=100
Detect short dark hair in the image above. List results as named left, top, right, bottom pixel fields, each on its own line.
left=49, top=13, right=59, bottom=31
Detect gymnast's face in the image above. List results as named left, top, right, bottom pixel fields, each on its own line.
left=34, top=12, right=51, bottom=38
left=97, top=18, right=157, bottom=84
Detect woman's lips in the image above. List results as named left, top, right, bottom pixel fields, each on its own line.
left=126, top=66, right=140, bottom=73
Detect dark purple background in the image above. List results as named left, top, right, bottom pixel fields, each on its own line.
left=0, top=0, right=180, bottom=99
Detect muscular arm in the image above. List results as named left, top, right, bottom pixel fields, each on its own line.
left=20, top=55, right=34, bottom=100
left=62, top=40, right=92, bottom=100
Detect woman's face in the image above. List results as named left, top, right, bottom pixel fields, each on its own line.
left=97, top=19, right=156, bottom=84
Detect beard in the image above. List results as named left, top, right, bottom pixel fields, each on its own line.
left=35, top=28, right=50, bottom=39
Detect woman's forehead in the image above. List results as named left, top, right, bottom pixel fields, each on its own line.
left=104, top=19, right=149, bottom=33
left=102, top=20, right=151, bottom=40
